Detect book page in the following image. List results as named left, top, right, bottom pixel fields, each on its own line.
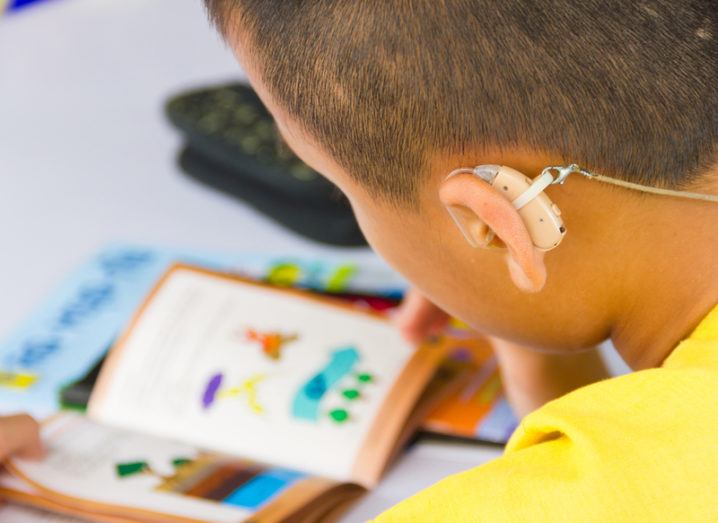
left=5, top=414, right=329, bottom=523
left=0, top=504, right=88, bottom=522
left=89, top=266, right=425, bottom=483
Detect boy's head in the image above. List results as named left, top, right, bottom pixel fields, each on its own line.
left=206, top=1, right=718, bottom=359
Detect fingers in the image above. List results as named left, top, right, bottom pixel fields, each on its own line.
left=0, top=414, right=44, bottom=461
left=395, top=288, right=450, bottom=344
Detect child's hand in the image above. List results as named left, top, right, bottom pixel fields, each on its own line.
left=395, top=288, right=451, bottom=344
left=0, top=414, right=44, bottom=461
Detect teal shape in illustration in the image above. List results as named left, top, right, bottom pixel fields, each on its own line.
left=291, top=346, right=359, bottom=421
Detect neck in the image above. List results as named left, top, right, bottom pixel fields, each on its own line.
left=610, top=200, right=718, bottom=369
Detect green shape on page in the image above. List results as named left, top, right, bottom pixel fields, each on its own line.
left=116, top=461, right=150, bottom=478
left=342, top=388, right=360, bottom=400
left=266, top=262, right=302, bottom=287
left=325, top=264, right=357, bottom=293
left=329, top=408, right=350, bottom=424
left=172, top=458, right=193, bottom=468
left=357, top=372, right=374, bottom=384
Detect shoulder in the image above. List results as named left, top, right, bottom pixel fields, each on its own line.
left=376, top=367, right=718, bottom=522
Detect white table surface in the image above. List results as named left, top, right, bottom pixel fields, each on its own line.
left=0, top=0, right=500, bottom=520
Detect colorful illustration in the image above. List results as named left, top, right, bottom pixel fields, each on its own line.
left=292, top=347, right=359, bottom=421
left=0, top=370, right=38, bottom=389
left=116, top=460, right=152, bottom=478
left=265, top=262, right=303, bottom=287
left=118, top=453, right=304, bottom=511
left=265, top=261, right=357, bottom=292
left=115, top=456, right=193, bottom=480
left=292, top=347, right=376, bottom=425
left=244, top=328, right=298, bottom=360
left=423, top=340, right=518, bottom=443
left=202, top=372, right=267, bottom=414
left=325, top=264, right=357, bottom=293
left=327, top=371, right=375, bottom=425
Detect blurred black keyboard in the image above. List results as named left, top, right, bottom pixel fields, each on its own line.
left=166, top=83, right=366, bottom=247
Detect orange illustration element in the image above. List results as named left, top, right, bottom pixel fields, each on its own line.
left=245, top=329, right=299, bottom=360
left=424, top=337, right=503, bottom=437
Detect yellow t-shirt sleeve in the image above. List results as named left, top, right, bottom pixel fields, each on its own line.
left=375, top=433, right=590, bottom=522
left=374, top=363, right=718, bottom=522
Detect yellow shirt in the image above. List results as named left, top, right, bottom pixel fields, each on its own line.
left=376, top=305, right=718, bottom=522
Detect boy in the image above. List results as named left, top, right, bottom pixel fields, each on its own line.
left=203, top=1, right=718, bottom=520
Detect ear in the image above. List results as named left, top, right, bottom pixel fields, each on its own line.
left=439, top=172, right=547, bottom=293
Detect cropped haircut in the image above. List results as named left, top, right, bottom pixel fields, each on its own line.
left=205, top=0, right=718, bottom=205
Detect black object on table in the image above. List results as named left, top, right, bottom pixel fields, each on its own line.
left=165, top=83, right=366, bottom=247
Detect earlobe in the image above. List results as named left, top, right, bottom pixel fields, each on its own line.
left=439, top=170, right=548, bottom=293
left=507, top=246, right=547, bottom=293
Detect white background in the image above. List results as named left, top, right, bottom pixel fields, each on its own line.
left=0, top=0, right=380, bottom=337
left=0, top=0, right=504, bottom=519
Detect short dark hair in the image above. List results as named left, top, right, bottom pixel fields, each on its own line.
left=205, top=0, right=717, bottom=205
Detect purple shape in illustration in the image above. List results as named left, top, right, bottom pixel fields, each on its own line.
left=202, top=372, right=224, bottom=409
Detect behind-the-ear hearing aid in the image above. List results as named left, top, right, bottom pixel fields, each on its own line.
left=445, top=165, right=566, bottom=251
left=445, top=162, right=718, bottom=251
left=447, top=163, right=718, bottom=251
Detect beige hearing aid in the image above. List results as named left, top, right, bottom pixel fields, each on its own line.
left=446, top=165, right=566, bottom=251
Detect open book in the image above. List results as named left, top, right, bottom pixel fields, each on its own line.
left=0, top=265, right=451, bottom=522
